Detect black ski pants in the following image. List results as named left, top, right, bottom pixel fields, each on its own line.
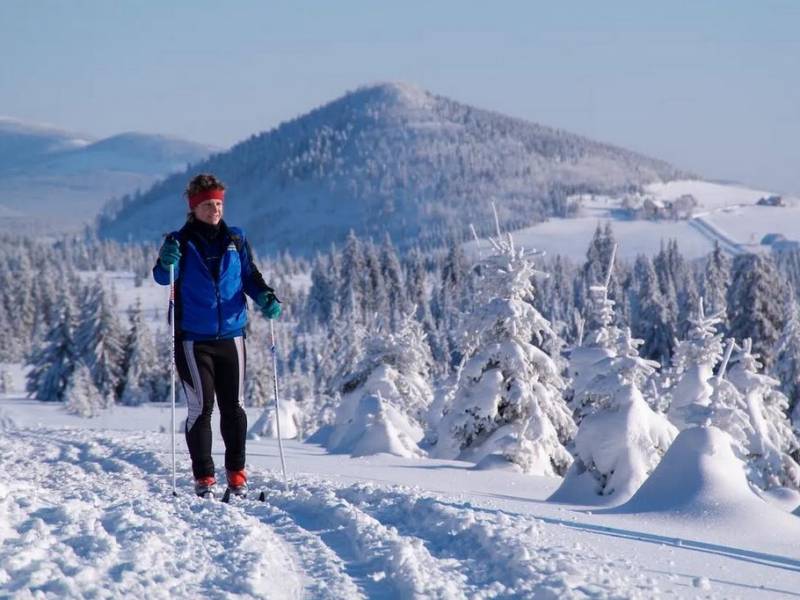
left=175, top=336, right=247, bottom=479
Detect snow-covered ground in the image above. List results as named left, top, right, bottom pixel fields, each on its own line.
left=465, top=179, right=800, bottom=261
left=1, top=394, right=799, bottom=599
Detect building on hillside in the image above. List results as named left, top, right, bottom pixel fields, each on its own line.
left=757, top=195, right=785, bottom=207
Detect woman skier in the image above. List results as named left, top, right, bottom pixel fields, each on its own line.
left=153, top=173, right=281, bottom=498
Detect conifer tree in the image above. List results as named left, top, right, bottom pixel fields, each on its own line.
left=568, top=247, right=620, bottom=422
left=727, top=253, right=784, bottom=370
left=653, top=242, right=679, bottom=349
left=64, top=363, right=105, bottom=418
left=73, top=278, right=126, bottom=405
left=338, top=231, right=366, bottom=324
left=0, top=367, right=13, bottom=394
left=773, top=296, right=800, bottom=417
left=727, top=339, right=800, bottom=490
left=327, top=313, right=434, bottom=456
left=553, top=328, right=677, bottom=503
left=435, top=228, right=574, bottom=475
left=363, top=240, right=388, bottom=321
left=668, top=298, right=724, bottom=429
left=26, top=301, right=79, bottom=402
left=630, top=254, right=673, bottom=363
left=703, top=241, right=730, bottom=327
left=380, top=234, right=407, bottom=330
left=245, top=342, right=272, bottom=407
left=119, top=299, right=158, bottom=405
left=579, top=223, right=619, bottom=313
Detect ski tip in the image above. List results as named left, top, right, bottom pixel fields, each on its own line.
left=259, top=490, right=266, bottom=502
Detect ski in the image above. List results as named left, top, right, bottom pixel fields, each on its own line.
left=220, top=487, right=267, bottom=503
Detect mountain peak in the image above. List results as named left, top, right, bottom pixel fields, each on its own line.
left=352, top=81, right=434, bottom=107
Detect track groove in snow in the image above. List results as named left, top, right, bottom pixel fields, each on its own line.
left=255, top=476, right=469, bottom=599
left=333, top=484, right=658, bottom=599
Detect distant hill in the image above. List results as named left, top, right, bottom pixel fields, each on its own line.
left=0, top=119, right=216, bottom=232
left=98, top=82, right=688, bottom=254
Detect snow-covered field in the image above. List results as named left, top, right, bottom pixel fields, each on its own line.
left=465, top=180, right=800, bottom=261
left=1, top=394, right=799, bottom=599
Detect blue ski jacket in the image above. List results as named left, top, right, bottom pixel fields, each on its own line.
left=153, top=219, right=273, bottom=340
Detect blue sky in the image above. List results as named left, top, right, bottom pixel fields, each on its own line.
left=2, top=1, right=798, bottom=193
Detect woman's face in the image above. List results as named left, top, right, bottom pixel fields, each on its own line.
left=193, top=199, right=223, bottom=225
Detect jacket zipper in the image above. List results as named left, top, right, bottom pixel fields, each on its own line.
left=188, top=240, right=224, bottom=338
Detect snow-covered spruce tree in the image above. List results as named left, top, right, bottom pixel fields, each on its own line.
left=629, top=254, right=673, bottom=364
left=363, top=240, right=389, bottom=320
left=64, top=363, right=105, bottom=418
left=119, top=299, right=158, bottom=405
left=579, top=223, right=620, bottom=310
left=774, top=296, right=800, bottom=419
left=668, top=298, right=724, bottom=430
left=245, top=341, right=272, bottom=408
left=434, top=228, right=574, bottom=475
left=707, top=339, right=768, bottom=474
left=727, top=253, right=785, bottom=370
left=326, top=312, right=434, bottom=457
left=305, top=253, right=338, bottom=329
left=26, top=301, right=79, bottom=402
left=338, top=231, right=367, bottom=325
left=73, top=278, right=127, bottom=405
left=380, top=234, right=408, bottom=331
left=726, top=339, right=800, bottom=490
left=0, top=367, right=13, bottom=394
left=0, top=299, right=20, bottom=362
left=406, top=248, right=444, bottom=373
left=702, top=241, right=730, bottom=328
left=537, top=254, right=576, bottom=341
left=552, top=328, right=677, bottom=503
left=568, top=268, right=621, bottom=422
left=434, top=239, right=473, bottom=369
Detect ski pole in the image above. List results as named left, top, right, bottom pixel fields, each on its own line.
left=169, top=262, right=177, bottom=497
left=270, top=319, right=289, bottom=486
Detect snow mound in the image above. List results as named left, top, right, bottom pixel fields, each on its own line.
left=549, top=386, right=677, bottom=505
left=326, top=393, right=425, bottom=458
left=248, top=399, right=301, bottom=440
left=610, top=426, right=798, bottom=528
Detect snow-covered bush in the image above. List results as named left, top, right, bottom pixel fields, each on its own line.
left=119, top=300, right=159, bottom=405
left=553, top=328, right=677, bottom=503
left=668, top=299, right=724, bottom=429
left=325, top=313, right=434, bottom=457
left=64, top=363, right=105, bottom=418
left=434, top=229, right=574, bottom=475
left=248, top=399, right=302, bottom=440
left=726, top=339, right=800, bottom=490
left=568, top=283, right=620, bottom=421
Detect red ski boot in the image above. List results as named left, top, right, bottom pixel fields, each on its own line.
left=226, top=469, right=248, bottom=498
left=194, top=475, right=217, bottom=498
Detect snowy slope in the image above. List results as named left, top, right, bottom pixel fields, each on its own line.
left=99, top=82, right=686, bottom=256
left=464, top=179, right=799, bottom=261
left=1, top=396, right=799, bottom=599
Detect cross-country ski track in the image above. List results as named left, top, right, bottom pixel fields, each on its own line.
left=1, top=424, right=799, bottom=599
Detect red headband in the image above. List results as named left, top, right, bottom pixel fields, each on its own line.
left=188, top=188, right=225, bottom=210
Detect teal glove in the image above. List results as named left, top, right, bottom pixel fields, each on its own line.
left=256, top=291, right=282, bottom=320
left=158, top=237, right=181, bottom=269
